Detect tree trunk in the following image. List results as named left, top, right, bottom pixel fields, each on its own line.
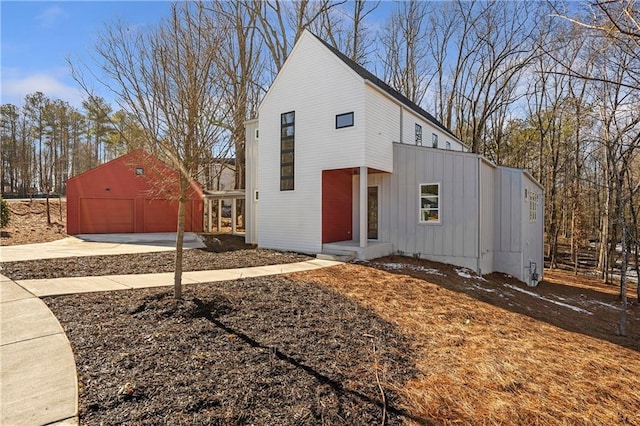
left=617, top=210, right=629, bottom=336
left=174, top=177, right=187, bottom=300
left=45, top=190, right=51, bottom=225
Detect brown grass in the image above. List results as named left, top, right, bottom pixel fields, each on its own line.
left=294, top=264, right=640, bottom=425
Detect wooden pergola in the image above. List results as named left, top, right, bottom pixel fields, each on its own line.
left=202, top=190, right=245, bottom=234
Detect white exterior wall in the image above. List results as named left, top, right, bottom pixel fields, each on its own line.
left=256, top=31, right=373, bottom=254
left=522, top=172, right=545, bottom=284
left=493, top=167, right=524, bottom=280
left=390, top=144, right=479, bottom=271
left=364, top=87, right=397, bottom=172
left=479, top=160, right=496, bottom=275
left=400, top=108, right=466, bottom=151
left=244, top=119, right=258, bottom=244
left=352, top=172, right=392, bottom=243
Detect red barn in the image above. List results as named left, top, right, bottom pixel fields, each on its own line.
left=66, top=150, right=203, bottom=235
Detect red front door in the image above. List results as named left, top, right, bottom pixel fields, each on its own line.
left=322, top=169, right=353, bottom=243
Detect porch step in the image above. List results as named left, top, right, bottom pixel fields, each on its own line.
left=316, top=251, right=356, bottom=262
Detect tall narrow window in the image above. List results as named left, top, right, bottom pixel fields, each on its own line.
left=432, top=133, right=439, bottom=148
left=281, top=111, right=295, bottom=191
left=529, top=191, right=538, bottom=222
left=445, top=141, right=451, bottom=150
left=419, top=183, right=440, bottom=223
left=415, top=123, right=423, bottom=145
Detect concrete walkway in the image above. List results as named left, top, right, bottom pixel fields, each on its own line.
left=1, top=275, right=78, bottom=425
left=0, top=258, right=341, bottom=425
left=0, top=232, right=206, bottom=262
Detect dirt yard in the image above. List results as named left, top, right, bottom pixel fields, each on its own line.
left=1, top=198, right=67, bottom=245
left=2, top=199, right=639, bottom=424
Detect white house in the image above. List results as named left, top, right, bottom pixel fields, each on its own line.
left=245, top=30, right=544, bottom=285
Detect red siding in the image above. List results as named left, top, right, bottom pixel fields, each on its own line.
left=322, top=169, right=353, bottom=243
left=143, top=199, right=195, bottom=233
left=78, top=198, right=135, bottom=234
left=66, top=150, right=203, bottom=234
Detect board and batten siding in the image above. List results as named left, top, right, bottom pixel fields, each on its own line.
left=390, top=144, right=480, bottom=271
left=522, top=172, right=545, bottom=283
left=256, top=31, right=371, bottom=254
left=493, top=167, right=524, bottom=280
left=479, top=159, right=496, bottom=275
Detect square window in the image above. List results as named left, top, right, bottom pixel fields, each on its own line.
left=135, top=167, right=144, bottom=175
left=336, top=112, right=354, bottom=129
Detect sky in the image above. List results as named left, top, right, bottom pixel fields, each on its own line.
left=1, top=1, right=174, bottom=108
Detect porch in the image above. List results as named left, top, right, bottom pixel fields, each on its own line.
left=321, top=240, right=393, bottom=261
left=202, top=190, right=245, bottom=235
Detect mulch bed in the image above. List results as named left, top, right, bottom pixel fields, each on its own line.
left=45, top=276, right=419, bottom=425
left=1, top=248, right=311, bottom=280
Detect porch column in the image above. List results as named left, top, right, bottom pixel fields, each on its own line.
left=217, top=200, right=222, bottom=232
left=231, top=198, right=237, bottom=235
left=359, top=166, right=367, bottom=248
left=207, top=198, right=212, bottom=233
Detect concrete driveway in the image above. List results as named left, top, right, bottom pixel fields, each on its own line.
left=0, top=233, right=206, bottom=262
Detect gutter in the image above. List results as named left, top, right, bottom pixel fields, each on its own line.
left=477, top=155, right=482, bottom=276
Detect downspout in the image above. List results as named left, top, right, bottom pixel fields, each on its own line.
left=399, top=106, right=404, bottom=143
left=477, top=155, right=482, bottom=276
left=540, top=187, right=545, bottom=282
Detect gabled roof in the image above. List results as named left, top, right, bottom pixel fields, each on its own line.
left=309, top=32, right=460, bottom=143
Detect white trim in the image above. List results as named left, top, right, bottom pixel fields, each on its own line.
left=367, top=184, right=380, bottom=241
left=418, top=182, right=441, bottom=224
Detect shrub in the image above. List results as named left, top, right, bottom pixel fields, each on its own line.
left=0, top=197, right=10, bottom=228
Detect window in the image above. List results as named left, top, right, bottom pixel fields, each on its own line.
left=280, top=111, right=295, bottom=191
left=529, top=191, right=538, bottom=222
left=432, top=133, right=439, bottom=148
left=419, top=183, right=440, bottom=223
left=445, top=141, right=451, bottom=150
left=135, top=167, right=144, bottom=175
left=336, top=112, right=354, bottom=128
left=415, top=123, right=423, bottom=145
left=255, top=128, right=259, bottom=139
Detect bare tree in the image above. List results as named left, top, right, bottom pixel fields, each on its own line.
left=379, top=0, right=433, bottom=105
left=313, top=0, right=379, bottom=66
left=74, top=3, right=229, bottom=299
left=204, top=2, right=265, bottom=197
left=553, top=0, right=640, bottom=334
left=249, top=0, right=345, bottom=76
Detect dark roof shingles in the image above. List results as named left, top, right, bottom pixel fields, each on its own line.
left=310, top=33, right=458, bottom=140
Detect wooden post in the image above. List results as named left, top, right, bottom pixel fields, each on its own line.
left=207, top=198, right=212, bottom=232
left=231, top=198, right=237, bottom=235
left=217, top=200, right=222, bottom=232
left=359, top=166, right=367, bottom=248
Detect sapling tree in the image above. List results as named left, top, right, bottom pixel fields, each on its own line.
left=73, top=3, right=230, bottom=298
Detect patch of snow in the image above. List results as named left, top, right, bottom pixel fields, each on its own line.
left=586, top=300, right=621, bottom=310
left=412, top=267, right=445, bottom=275
left=503, top=284, right=593, bottom=315
left=470, top=283, right=497, bottom=293
left=373, top=262, right=445, bottom=276
left=455, top=268, right=486, bottom=281
left=376, top=262, right=404, bottom=270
